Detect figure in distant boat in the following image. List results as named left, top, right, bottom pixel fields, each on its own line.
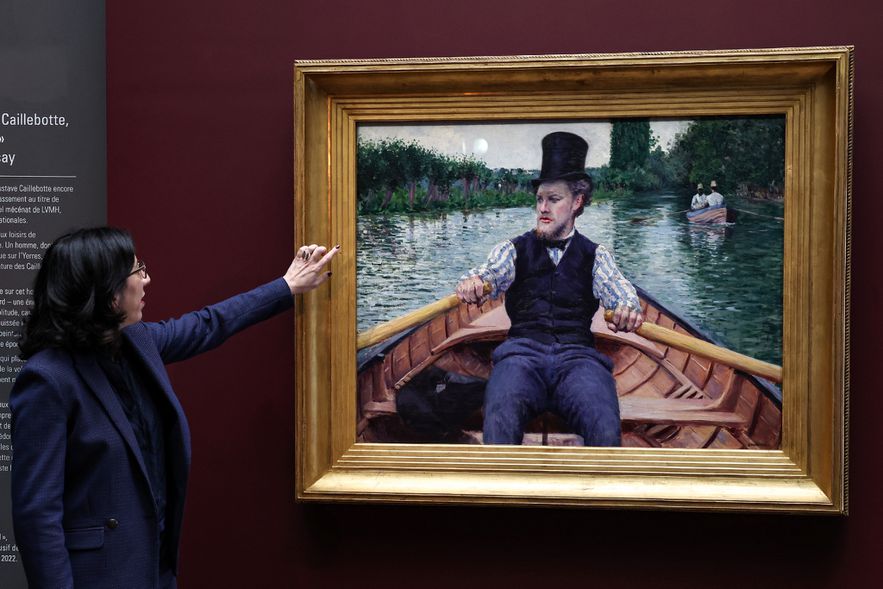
left=706, top=180, right=725, bottom=208
left=454, top=132, right=643, bottom=446
left=690, top=182, right=708, bottom=210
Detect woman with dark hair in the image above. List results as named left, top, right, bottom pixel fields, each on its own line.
left=10, top=227, right=337, bottom=589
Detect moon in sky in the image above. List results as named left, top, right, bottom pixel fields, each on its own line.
left=472, top=137, right=489, bottom=154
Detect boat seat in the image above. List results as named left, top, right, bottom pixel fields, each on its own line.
left=431, top=306, right=664, bottom=359
left=519, top=395, right=748, bottom=438
left=430, top=305, right=509, bottom=356
left=619, top=396, right=747, bottom=427
left=521, top=398, right=747, bottom=445
left=619, top=365, right=748, bottom=428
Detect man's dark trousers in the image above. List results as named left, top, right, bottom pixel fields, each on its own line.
left=482, top=337, right=621, bottom=445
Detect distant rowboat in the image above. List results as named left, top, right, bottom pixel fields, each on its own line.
left=686, top=204, right=731, bottom=224
left=357, top=287, right=781, bottom=449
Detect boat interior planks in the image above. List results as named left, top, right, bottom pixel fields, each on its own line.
left=356, top=291, right=781, bottom=449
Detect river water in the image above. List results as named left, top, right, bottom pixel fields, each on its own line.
left=357, top=191, right=784, bottom=365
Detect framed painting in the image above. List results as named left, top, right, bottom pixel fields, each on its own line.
left=293, top=47, right=851, bottom=513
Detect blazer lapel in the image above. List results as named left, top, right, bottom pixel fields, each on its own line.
left=123, top=325, right=192, bottom=473
left=73, top=353, right=154, bottom=494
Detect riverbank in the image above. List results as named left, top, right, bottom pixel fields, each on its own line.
left=358, top=187, right=534, bottom=215
left=734, top=188, right=784, bottom=201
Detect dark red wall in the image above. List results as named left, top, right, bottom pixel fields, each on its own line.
left=107, top=1, right=879, bottom=587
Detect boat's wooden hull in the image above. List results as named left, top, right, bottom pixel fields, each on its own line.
left=686, top=205, right=729, bottom=224
left=357, top=289, right=781, bottom=449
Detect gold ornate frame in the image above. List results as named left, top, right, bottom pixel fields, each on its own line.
left=293, top=47, right=851, bottom=513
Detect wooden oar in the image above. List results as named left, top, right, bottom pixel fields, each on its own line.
left=356, top=286, right=782, bottom=384
left=603, top=310, right=782, bottom=383
left=730, top=207, right=784, bottom=222
left=357, top=283, right=491, bottom=351
left=630, top=208, right=690, bottom=224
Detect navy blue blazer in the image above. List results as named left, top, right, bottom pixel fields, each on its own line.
left=10, top=278, right=294, bottom=589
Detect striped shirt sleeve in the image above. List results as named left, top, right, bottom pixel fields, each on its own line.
left=592, top=244, right=641, bottom=311
left=459, top=240, right=516, bottom=298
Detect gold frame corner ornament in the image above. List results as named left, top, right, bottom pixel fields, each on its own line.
left=293, top=47, right=852, bottom=513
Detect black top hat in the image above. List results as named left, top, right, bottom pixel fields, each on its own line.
left=531, top=132, right=590, bottom=188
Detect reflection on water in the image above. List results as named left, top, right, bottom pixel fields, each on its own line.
left=357, top=191, right=783, bottom=365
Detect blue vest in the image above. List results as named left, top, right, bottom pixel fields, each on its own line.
left=505, top=230, right=600, bottom=346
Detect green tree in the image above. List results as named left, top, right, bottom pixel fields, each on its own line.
left=668, top=117, right=785, bottom=196
left=362, top=138, right=429, bottom=210
left=356, top=140, right=384, bottom=210
left=497, top=168, right=516, bottom=194
left=514, top=168, right=534, bottom=193
left=398, top=141, right=430, bottom=208
left=425, top=151, right=458, bottom=203
left=609, top=119, right=651, bottom=170
left=455, top=156, right=488, bottom=206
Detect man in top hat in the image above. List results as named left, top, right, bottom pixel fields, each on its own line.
left=691, top=182, right=708, bottom=210
left=706, top=180, right=725, bottom=207
left=456, top=131, right=643, bottom=446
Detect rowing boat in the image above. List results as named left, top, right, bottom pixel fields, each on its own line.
left=356, top=287, right=781, bottom=449
left=686, top=204, right=731, bottom=224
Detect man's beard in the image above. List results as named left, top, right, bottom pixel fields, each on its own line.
left=535, top=220, right=570, bottom=240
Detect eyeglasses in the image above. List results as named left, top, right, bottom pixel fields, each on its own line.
left=128, top=260, right=148, bottom=279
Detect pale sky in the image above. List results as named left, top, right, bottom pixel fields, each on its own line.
left=358, top=120, right=691, bottom=169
